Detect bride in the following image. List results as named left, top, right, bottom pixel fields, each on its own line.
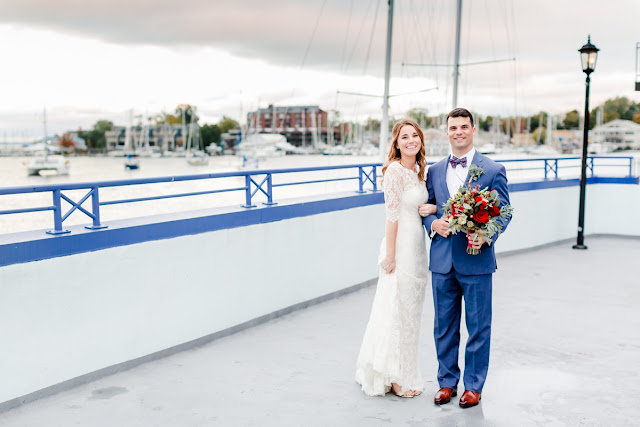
left=355, top=118, right=436, bottom=397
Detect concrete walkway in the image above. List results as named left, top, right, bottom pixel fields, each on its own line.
left=2, top=236, right=639, bottom=426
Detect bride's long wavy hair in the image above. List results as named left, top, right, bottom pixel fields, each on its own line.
left=381, top=118, right=427, bottom=181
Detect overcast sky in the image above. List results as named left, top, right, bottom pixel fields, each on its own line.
left=1, top=0, right=639, bottom=139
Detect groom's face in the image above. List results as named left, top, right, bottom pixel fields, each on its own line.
left=446, top=116, right=475, bottom=155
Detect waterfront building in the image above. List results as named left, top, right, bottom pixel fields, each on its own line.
left=246, top=105, right=329, bottom=147
left=105, top=124, right=184, bottom=152
left=591, top=119, right=640, bottom=150
left=511, top=133, right=536, bottom=147
left=552, top=129, right=581, bottom=153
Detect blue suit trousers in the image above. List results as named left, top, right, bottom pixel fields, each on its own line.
left=432, top=267, right=492, bottom=393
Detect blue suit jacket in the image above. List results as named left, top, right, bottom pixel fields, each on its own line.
left=423, top=152, right=511, bottom=275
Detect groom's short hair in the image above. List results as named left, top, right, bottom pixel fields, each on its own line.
left=447, top=108, right=474, bottom=128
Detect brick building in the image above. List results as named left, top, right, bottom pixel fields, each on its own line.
left=247, top=105, right=329, bottom=147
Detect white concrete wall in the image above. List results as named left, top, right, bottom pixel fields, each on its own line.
left=0, top=183, right=638, bottom=404
left=0, top=205, right=385, bottom=404
left=497, top=184, right=640, bottom=253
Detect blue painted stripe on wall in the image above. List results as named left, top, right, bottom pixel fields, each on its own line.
left=1, top=176, right=636, bottom=267
left=508, top=176, right=638, bottom=192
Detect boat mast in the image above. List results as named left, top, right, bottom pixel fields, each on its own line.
left=452, top=0, right=462, bottom=110
left=42, top=106, right=48, bottom=160
left=125, top=109, right=133, bottom=153
left=380, top=0, right=394, bottom=158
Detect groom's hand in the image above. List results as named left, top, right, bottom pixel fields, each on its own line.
left=433, top=218, right=450, bottom=238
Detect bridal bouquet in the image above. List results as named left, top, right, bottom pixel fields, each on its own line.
left=443, top=164, right=514, bottom=255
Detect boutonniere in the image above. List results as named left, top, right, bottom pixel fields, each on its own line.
left=467, top=164, right=484, bottom=184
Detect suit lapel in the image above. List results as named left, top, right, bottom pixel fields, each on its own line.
left=439, top=157, right=451, bottom=200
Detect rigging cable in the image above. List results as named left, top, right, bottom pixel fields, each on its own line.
left=462, top=0, right=472, bottom=108
left=299, top=0, right=328, bottom=72
left=279, top=0, right=328, bottom=141
left=344, top=0, right=375, bottom=74
left=484, top=0, right=507, bottom=114
left=340, top=0, right=355, bottom=74
left=362, top=0, right=382, bottom=76
left=505, top=0, right=521, bottom=119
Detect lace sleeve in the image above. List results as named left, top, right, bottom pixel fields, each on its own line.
left=383, top=162, right=403, bottom=222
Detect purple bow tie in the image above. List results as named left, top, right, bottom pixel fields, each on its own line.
left=449, top=156, right=467, bottom=168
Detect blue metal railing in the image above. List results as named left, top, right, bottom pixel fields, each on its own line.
left=495, top=156, right=636, bottom=181
left=0, top=163, right=379, bottom=234
left=0, top=156, right=635, bottom=235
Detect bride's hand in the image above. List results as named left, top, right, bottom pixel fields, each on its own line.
left=418, top=203, right=437, bottom=217
left=380, top=256, right=396, bottom=274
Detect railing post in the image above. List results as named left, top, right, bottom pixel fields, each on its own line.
left=588, top=157, right=594, bottom=177
left=85, top=186, right=108, bottom=230
left=372, top=166, right=379, bottom=192
left=46, top=189, right=70, bottom=235
left=263, top=173, right=277, bottom=206
left=629, top=157, right=633, bottom=177
left=554, top=159, right=559, bottom=179
left=356, top=167, right=366, bottom=193
left=544, top=160, right=548, bottom=180
left=242, top=174, right=256, bottom=208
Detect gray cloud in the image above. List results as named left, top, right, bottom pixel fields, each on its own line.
left=1, top=0, right=639, bottom=119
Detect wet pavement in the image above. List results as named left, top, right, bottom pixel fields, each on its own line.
left=1, top=236, right=639, bottom=426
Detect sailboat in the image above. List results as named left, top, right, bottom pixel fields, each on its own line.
left=123, top=110, right=140, bottom=170
left=184, top=107, right=209, bottom=166
left=26, top=108, right=70, bottom=176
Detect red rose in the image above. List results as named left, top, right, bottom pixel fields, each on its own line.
left=473, top=209, right=490, bottom=223
left=475, top=196, right=488, bottom=208
left=488, top=205, right=501, bottom=217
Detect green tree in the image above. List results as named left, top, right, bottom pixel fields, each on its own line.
left=406, top=108, right=431, bottom=128
left=532, top=127, right=546, bottom=145
left=156, top=112, right=181, bottom=125
left=562, top=110, right=580, bottom=129
left=365, top=118, right=380, bottom=132
left=479, top=116, right=493, bottom=132
left=527, top=112, right=547, bottom=133
left=176, top=104, right=199, bottom=124
left=80, top=120, right=113, bottom=149
left=201, top=124, right=221, bottom=146
left=218, top=116, right=239, bottom=134
left=602, top=97, right=630, bottom=120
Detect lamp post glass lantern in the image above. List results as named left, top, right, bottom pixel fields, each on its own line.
left=573, top=36, right=599, bottom=250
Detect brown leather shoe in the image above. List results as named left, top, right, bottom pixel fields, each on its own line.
left=458, top=390, right=481, bottom=408
left=434, top=387, right=457, bottom=405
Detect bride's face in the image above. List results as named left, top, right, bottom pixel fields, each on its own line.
left=396, top=125, right=422, bottom=158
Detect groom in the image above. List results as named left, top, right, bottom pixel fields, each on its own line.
left=422, top=108, right=511, bottom=408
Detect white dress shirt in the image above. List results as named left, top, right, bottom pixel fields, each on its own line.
left=446, top=147, right=476, bottom=198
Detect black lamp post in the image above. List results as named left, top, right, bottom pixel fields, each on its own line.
left=573, top=36, right=599, bottom=250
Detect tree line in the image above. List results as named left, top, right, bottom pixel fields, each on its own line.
left=405, top=96, right=640, bottom=135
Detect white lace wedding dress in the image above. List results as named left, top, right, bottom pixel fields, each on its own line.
left=355, top=161, right=429, bottom=396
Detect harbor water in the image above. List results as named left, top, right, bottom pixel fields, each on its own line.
left=0, top=154, right=384, bottom=235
